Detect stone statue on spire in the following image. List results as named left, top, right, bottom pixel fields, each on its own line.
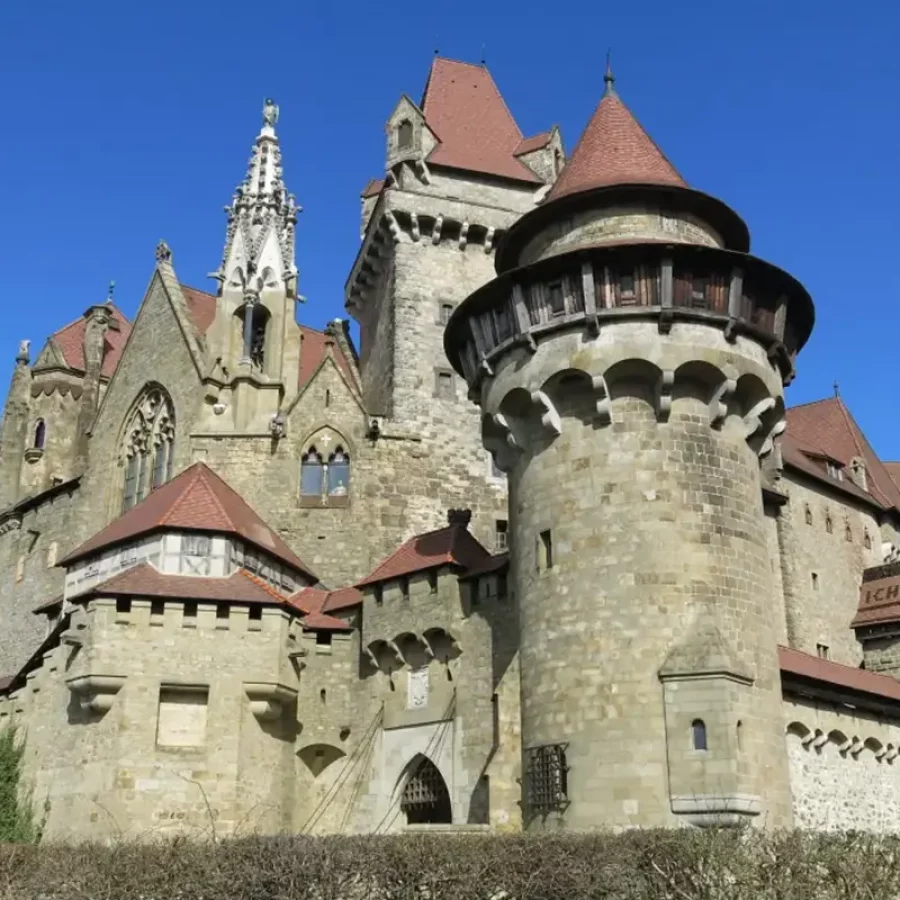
left=263, top=98, right=279, bottom=129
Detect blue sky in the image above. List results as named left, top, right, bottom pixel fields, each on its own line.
left=1, top=0, right=897, bottom=456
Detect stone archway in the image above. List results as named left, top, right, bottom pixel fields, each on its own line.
left=400, top=755, right=452, bottom=825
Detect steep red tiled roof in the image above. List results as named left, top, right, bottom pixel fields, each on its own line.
left=785, top=397, right=900, bottom=511
left=361, top=178, right=385, bottom=198
left=547, top=86, right=686, bottom=202
left=86, top=563, right=287, bottom=605
left=298, top=325, right=358, bottom=394
left=358, top=523, right=490, bottom=586
left=884, top=462, right=900, bottom=491
left=851, top=571, right=900, bottom=628
left=780, top=433, right=878, bottom=509
left=514, top=132, right=552, bottom=156
left=49, top=304, right=132, bottom=378
left=181, top=285, right=217, bottom=335
left=60, top=462, right=316, bottom=579
left=779, top=645, right=900, bottom=704
left=288, top=586, right=357, bottom=631
left=421, top=58, right=540, bottom=184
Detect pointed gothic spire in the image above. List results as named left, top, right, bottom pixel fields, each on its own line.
left=547, top=69, right=686, bottom=202
left=218, top=99, right=300, bottom=284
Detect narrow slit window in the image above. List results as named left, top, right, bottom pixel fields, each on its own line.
left=32, top=420, right=46, bottom=450
left=439, top=302, right=454, bottom=325
left=811, top=572, right=819, bottom=591
left=436, top=371, right=454, bottom=400
left=539, top=530, right=553, bottom=571
left=691, top=719, right=708, bottom=751
left=400, top=577, right=410, bottom=602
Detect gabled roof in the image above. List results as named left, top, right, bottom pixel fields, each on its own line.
left=298, top=325, right=359, bottom=394
left=288, top=586, right=359, bottom=631
left=514, top=132, right=553, bottom=156
left=420, top=57, right=541, bottom=184
left=60, top=462, right=317, bottom=579
left=180, top=285, right=217, bottom=335
left=48, top=304, right=132, bottom=378
left=547, top=83, right=686, bottom=202
left=358, top=522, right=490, bottom=586
left=886, top=462, right=900, bottom=491
left=785, top=397, right=900, bottom=511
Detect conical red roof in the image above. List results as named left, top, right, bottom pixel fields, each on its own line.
left=547, top=86, right=686, bottom=201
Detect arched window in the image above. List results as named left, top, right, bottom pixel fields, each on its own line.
left=691, top=719, right=708, bottom=751
left=121, top=387, right=175, bottom=512
left=327, top=447, right=350, bottom=496
left=397, top=119, right=413, bottom=150
left=400, top=757, right=452, bottom=825
left=804, top=505, right=813, bottom=526
left=300, top=448, right=324, bottom=497
left=32, top=419, right=46, bottom=450
left=825, top=513, right=833, bottom=534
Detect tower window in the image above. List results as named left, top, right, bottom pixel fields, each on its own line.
left=547, top=281, right=565, bottom=316
left=538, top=530, right=553, bottom=570
left=374, top=585, right=383, bottom=606
left=816, top=643, right=829, bottom=659
left=691, top=719, right=708, bottom=751
left=400, top=577, right=410, bottom=602
left=435, top=370, right=454, bottom=400
left=439, top=302, right=455, bottom=325
left=811, top=572, right=819, bottom=591
left=427, top=570, right=438, bottom=594
left=32, top=419, right=46, bottom=450
left=825, top=514, right=833, bottom=534
left=397, top=119, right=413, bottom=150
left=804, top=505, right=813, bottom=525
left=495, top=520, right=508, bottom=551
left=316, top=631, right=332, bottom=647
left=845, top=522, right=853, bottom=542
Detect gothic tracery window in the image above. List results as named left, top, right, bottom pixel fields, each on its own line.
left=122, top=388, right=175, bottom=512
left=299, top=438, right=351, bottom=505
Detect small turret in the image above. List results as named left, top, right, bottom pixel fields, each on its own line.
left=0, top=340, right=33, bottom=508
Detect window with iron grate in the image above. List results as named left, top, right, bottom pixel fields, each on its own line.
left=523, top=743, right=569, bottom=817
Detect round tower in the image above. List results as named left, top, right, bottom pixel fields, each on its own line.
left=444, top=69, right=814, bottom=830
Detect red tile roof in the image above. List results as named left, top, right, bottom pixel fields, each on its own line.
left=49, top=304, right=132, bottom=378
left=785, top=397, right=900, bottom=511
left=288, top=586, right=358, bottom=631
left=358, top=523, right=490, bottom=586
left=421, top=58, right=540, bottom=184
left=457, top=551, right=509, bottom=581
left=85, top=563, right=287, bottom=605
left=181, top=285, right=217, bottom=335
left=851, top=572, right=900, bottom=628
left=779, top=645, right=900, bottom=704
left=361, top=178, right=385, bottom=198
left=298, top=325, right=358, bottom=394
left=547, top=87, right=686, bottom=202
left=60, top=462, right=317, bottom=579
left=780, top=434, right=877, bottom=508
left=884, top=462, right=900, bottom=492
left=514, top=132, right=552, bottom=156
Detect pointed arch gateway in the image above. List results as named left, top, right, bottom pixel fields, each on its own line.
left=399, top=755, right=452, bottom=825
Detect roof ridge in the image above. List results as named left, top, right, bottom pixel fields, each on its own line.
left=237, top=568, right=288, bottom=602
left=159, top=465, right=213, bottom=528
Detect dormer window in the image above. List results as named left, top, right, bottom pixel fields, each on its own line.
left=826, top=461, right=843, bottom=481
left=397, top=119, right=413, bottom=150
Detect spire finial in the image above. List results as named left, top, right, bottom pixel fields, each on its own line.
left=834, top=380, right=841, bottom=398
left=604, top=50, right=615, bottom=93
left=481, top=43, right=487, bottom=66
left=107, top=280, right=115, bottom=303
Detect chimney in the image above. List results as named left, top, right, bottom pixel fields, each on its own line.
left=447, top=508, right=472, bottom=529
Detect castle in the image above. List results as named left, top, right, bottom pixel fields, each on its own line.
left=2, top=57, right=900, bottom=839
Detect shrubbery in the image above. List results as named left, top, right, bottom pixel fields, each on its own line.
left=1, top=829, right=899, bottom=900
left=0, top=725, right=40, bottom=844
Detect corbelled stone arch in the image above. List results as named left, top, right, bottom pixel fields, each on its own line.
left=672, top=360, right=736, bottom=428
left=297, top=743, right=347, bottom=777
left=394, top=631, right=430, bottom=669
left=734, top=373, right=783, bottom=458
left=539, top=367, right=610, bottom=428
left=602, top=358, right=668, bottom=423
left=487, top=386, right=558, bottom=456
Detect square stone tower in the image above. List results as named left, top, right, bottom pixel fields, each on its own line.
left=345, top=58, right=563, bottom=547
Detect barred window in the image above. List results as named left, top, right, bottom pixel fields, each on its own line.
left=524, top=743, right=569, bottom=817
